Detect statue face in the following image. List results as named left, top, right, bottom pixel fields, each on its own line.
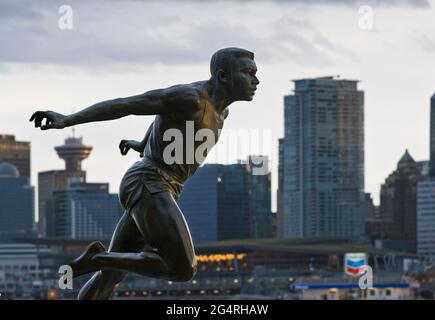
left=229, top=57, right=259, bottom=102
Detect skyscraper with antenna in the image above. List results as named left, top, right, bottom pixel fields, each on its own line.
left=54, top=134, right=92, bottom=172
left=37, top=131, right=92, bottom=237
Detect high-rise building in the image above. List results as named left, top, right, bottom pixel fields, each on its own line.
left=276, top=138, right=284, bottom=238
left=417, top=179, right=435, bottom=255
left=380, top=150, right=421, bottom=252
left=429, top=93, right=435, bottom=177
left=417, top=93, right=435, bottom=255
left=281, top=76, right=365, bottom=238
left=179, top=165, right=218, bottom=244
left=0, top=134, right=31, bottom=184
left=362, top=193, right=375, bottom=220
left=38, top=136, right=91, bottom=237
left=46, top=182, right=122, bottom=239
left=249, top=156, right=272, bottom=239
left=0, top=162, right=34, bottom=240
left=215, top=163, right=251, bottom=241
left=365, top=201, right=393, bottom=242
left=54, top=136, right=92, bottom=172
left=179, top=157, right=272, bottom=244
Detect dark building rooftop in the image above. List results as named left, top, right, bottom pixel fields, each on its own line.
left=196, top=236, right=414, bottom=257
left=398, top=149, right=415, bottom=165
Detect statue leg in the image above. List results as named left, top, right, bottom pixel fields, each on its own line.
left=79, top=190, right=197, bottom=281
left=77, top=211, right=147, bottom=300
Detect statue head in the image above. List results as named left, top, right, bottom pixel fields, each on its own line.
left=210, top=47, right=259, bottom=102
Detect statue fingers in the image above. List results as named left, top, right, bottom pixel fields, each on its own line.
left=119, top=140, right=128, bottom=148
left=29, top=111, right=40, bottom=122
left=120, top=146, right=130, bottom=155
left=41, top=123, right=55, bottom=130
left=33, top=112, right=44, bottom=128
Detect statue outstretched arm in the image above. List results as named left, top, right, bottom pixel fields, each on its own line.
left=29, top=85, right=200, bottom=130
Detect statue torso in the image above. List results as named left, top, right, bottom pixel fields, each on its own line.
left=144, top=83, right=226, bottom=182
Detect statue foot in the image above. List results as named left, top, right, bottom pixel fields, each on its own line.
left=70, top=241, right=106, bottom=278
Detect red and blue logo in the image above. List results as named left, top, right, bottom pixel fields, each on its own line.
left=344, top=253, right=368, bottom=277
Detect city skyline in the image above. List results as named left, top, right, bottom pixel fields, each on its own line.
left=1, top=0, right=435, bottom=213
left=2, top=88, right=433, bottom=220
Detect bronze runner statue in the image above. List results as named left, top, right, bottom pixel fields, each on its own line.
left=30, top=48, right=259, bottom=299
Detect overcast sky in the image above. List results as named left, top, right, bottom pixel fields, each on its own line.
left=1, top=0, right=434, bottom=217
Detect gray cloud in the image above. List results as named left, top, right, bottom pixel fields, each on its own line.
left=132, top=0, right=430, bottom=6
left=0, top=0, right=429, bottom=69
left=132, top=0, right=430, bottom=7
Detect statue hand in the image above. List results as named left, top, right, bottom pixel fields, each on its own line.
left=29, top=111, right=67, bottom=130
left=119, top=140, right=143, bottom=157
